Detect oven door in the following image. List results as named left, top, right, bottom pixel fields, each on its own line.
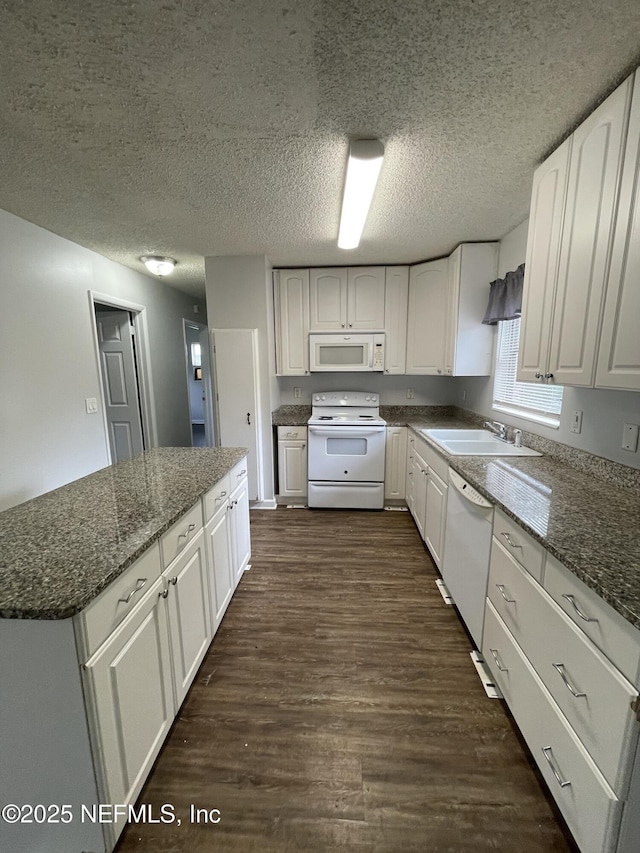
left=308, top=425, right=386, bottom=482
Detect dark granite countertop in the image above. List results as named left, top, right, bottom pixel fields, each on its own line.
left=0, top=447, right=248, bottom=620
left=407, top=421, right=640, bottom=633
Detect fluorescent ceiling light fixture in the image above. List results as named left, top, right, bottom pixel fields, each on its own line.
left=141, top=255, right=176, bottom=276
left=338, top=139, right=384, bottom=250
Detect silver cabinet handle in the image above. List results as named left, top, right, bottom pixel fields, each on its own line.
left=553, top=663, right=586, bottom=698
left=535, top=372, right=543, bottom=379
left=561, top=594, right=598, bottom=623
left=500, top=532, right=522, bottom=549
left=178, top=522, right=197, bottom=541
left=542, top=746, right=571, bottom=787
left=118, top=577, right=147, bottom=604
left=495, top=584, right=516, bottom=603
left=214, top=490, right=227, bottom=502
left=159, top=588, right=169, bottom=599
left=238, top=469, right=247, bottom=477
left=170, top=576, right=178, bottom=586
left=489, top=648, right=508, bottom=672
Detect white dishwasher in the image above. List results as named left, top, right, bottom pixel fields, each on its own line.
left=442, top=469, right=494, bottom=649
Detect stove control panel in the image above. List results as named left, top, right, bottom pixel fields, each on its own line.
left=312, top=392, right=379, bottom=406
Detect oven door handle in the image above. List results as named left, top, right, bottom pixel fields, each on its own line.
left=308, top=426, right=385, bottom=438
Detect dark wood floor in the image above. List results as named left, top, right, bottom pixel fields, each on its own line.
left=116, top=507, right=577, bottom=852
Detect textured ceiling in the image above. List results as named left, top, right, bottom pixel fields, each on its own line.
left=1, top=1, right=640, bottom=298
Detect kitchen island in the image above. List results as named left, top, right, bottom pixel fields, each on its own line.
left=0, top=447, right=250, bottom=853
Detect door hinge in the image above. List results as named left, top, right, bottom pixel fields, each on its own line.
left=632, top=696, right=640, bottom=722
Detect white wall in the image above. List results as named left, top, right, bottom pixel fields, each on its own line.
left=204, top=255, right=276, bottom=503
left=456, top=219, right=640, bottom=469
left=278, top=374, right=457, bottom=406
left=0, top=209, right=205, bottom=512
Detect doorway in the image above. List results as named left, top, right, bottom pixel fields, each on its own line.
left=183, top=320, right=216, bottom=447
left=90, top=292, right=157, bottom=464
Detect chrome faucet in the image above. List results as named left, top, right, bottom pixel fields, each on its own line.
left=484, top=420, right=509, bottom=442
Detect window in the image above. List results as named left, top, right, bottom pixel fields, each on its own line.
left=493, top=318, right=563, bottom=427
left=190, top=342, right=202, bottom=367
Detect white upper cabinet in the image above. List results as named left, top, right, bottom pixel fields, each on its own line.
left=445, top=243, right=498, bottom=376
left=309, top=267, right=385, bottom=331
left=309, top=268, right=348, bottom=330
left=518, top=74, right=634, bottom=388
left=406, top=258, right=449, bottom=374
left=549, top=76, right=632, bottom=387
left=517, top=139, right=572, bottom=383
left=275, top=269, right=310, bottom=376
left=596, top=71, right=640, bottom=391
left=383, top=266, right=409, bottom=374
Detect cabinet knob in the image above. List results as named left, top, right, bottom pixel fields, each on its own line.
left=535, top=372, right=543, bottom=379
left=544, top=372, right=554, bottom=380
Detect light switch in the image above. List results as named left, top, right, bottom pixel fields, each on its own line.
left=622, top=423, right=639, bottom=452
left=407, top=388, right=415, bottom=399
left=85, top=397, right=98, bottom=414
left=293, top=387, right=301, bottom=399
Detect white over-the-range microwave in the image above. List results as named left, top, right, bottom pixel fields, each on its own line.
left=309, top=333, right=385, bottom=372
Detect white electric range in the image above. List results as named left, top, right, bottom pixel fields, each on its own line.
left=307, top=392, right=386, bottom=509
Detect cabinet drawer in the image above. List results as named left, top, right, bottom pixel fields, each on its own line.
left=160, top=502, right=203, bottom=568
left=229, top=458, right=248, bottom=488
left=78, top=543, right=163, bottom=659
left=544, top=552, right=640, bottom=686
left=424, top=443, right=448, bottom=482
left=277, top=426, right=307, bottom=441
left=493, top=506, right=544, bottom=582
left=203, top=474, right=231, bottom=523
left=483, top=602, right=620, bottom=853
left=488, top=540, right=638, bottom=794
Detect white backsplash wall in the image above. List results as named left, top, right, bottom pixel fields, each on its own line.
left=456, top=218, right=640, bottom=470
left=278, top=374, right=458, bottom=406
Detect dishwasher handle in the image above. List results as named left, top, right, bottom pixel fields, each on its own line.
left=448, top=469, right=492, bottom=509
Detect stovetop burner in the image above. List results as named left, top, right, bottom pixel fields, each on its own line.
left=308, top=391, right=385, bottom=427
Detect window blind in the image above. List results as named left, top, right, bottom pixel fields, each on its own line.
left=493, top=318, right=563, bottom=420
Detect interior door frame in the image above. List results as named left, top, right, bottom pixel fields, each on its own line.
left=182, top=319, right=216, bottom=447
left=88, top=291, right=158, bottom=464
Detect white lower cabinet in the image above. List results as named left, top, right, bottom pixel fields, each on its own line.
left=205, top=499, right=234, bottom=631
left=405, top=430, right=449, bottom=567
left=483, top=522, right=640, bottom=853
left=83, top=574, right=174, bottom=849
left=228, top=461, right=251, bottom=589
left=163, top=529, right=212, bottom=708
left=277, top=426, right=307, bottom=500
left=384, top=426, right=407, bottom=500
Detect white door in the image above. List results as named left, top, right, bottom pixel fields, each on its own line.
left=198, top=326, right=216, bottom=445
left=96, top=309, right=144, bottom=461
left=205, top=504, right=233, bottom=631
left=212, top=328, right=262, bottom=502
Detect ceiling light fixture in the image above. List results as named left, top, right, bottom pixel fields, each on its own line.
left=337, top=138, right=385, bottom=250
left=141, top=255, right=177, bottom=276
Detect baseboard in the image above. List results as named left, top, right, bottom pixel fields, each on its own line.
left=250, top=498, right=278, bottom=510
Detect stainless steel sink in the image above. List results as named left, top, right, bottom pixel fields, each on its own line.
left=421, top=428, right=542, bottom=457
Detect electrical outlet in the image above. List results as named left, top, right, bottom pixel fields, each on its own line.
left=293, top=387, right=301, bottom=399
left=407, top=388, right=414, bottom=399
left=622, top=423, right=639, bottom=452
left=571, top=410, right=583, bottom=434
left=85, top=397, right=98, bottom=414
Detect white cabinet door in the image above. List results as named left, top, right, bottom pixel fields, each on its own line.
left=275, top=269, right=309, bottom=376
left=413, top=449, right=429, bottom=540
left=84, top=578, right=174, bottom=835
left=204, top=502, right=234, bottom=632
left=549, top=77, right=632, bottom=387
left=278, top=439, right=308, bottom=497
left=346, top=267, right=385, bottom=330
left=405, top=434, right=416, bottom=515
left=517, top=138, right=571, bottom=383
left=596, top=71, right=640, bottom=391
left=406, top=258, right=449, bottom=374
left=384, top=267, right=409, bottom=374
left=309, top=268, right=348, bottom=330
left=229, top=473, right=251, bottom=589
left=424, top=469, right=448, bottom=568
left=384, top=427, right=407, bottom=500
left=163, top=530, right=212, bottom=708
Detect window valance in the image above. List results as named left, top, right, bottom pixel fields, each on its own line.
left=482, top=263, right=525, bottom=325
